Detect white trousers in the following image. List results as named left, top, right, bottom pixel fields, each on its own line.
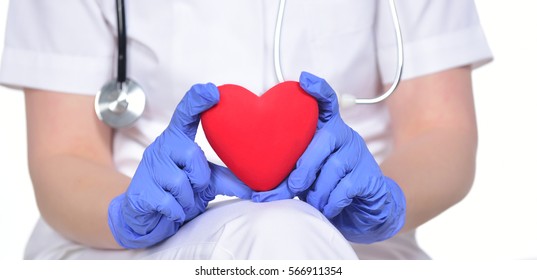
left=24, top=199, right=359, bottom=260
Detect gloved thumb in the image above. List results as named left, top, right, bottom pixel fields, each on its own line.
left=299, top=72, right=339, bottom=124
left=209, top=163, right=253, bottom=200
left=169, top=83, right=220, bottom=140
left=251, top=181, right=296, bottom=202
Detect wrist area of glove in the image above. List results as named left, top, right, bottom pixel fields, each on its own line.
left=107, top=193, right=180, bottom=249
left=331, top=176, right=406, bottom=244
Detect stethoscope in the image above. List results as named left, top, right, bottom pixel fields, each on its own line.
left=95, top=0, right=404, bottom=128
left=95, top=0, right=145, bottom=128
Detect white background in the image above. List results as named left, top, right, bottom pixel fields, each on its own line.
left=0, top=0, right=536, bottom=261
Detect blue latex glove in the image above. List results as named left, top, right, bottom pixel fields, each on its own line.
left=108, top=83, right=224, bottom=249
left=286, top=72, right=406, bottom=244
left=214, top=168, right=296, bottom=202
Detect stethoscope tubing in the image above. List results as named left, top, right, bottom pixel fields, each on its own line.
left=273, top=0, right=404, bottom=105
left=116, top=0, right=127, bottom=85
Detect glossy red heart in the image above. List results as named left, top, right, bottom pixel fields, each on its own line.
left=201, top=82, right=319, bottom=192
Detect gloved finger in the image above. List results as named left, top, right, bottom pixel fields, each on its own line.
left=170, top=83, right=220, bottom=140
left=323, top=167, right=389, bottom=219
left=166, top=142, right=211, bottom=193
left=209, top=162, right=253, bottom=200
left=154, top=193, right=188, bottom=223
left=159, top=170, right=198, bottom=218
left=108, top=193, right=179, bottom=248
left=321, top=175, right=355, bottom=219
left=299, top=71, right=339, bottom=123
left=124, top=186, right=186, bottom=235
left=185, top=181, right=217, bottom=222
left=251, top=180, right=296, bottom=202
left=288, top=128, right=336, bottom=193
left=128, top=156, right=188, bottom=221
left=116, top=218, right=180, bottom=249
left=306, top=152, right=349, bottom=212
left=198, top=182, right=217, bottom=203
left=329, top=176, right=406, bottom=244
left=116, top=193, right=161, bottom=236
left=150, top=152, right=197, bottom=216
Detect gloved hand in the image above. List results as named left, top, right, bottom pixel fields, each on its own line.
left=108, top=83, right=222, bottom=249
left=286, top=72, right=406, bottom=244
left=215, top=174, right=296, bottom=202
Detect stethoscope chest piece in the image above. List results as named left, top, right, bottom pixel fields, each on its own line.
left=95, top=78, right=146, bottom=129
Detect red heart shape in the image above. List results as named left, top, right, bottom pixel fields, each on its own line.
left=201, top=82, right=319, bottom=192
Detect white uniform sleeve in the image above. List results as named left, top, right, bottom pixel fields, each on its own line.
left=375, top=0, right=493, bottom=84
left=0, top=0, right=114, bottom=95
